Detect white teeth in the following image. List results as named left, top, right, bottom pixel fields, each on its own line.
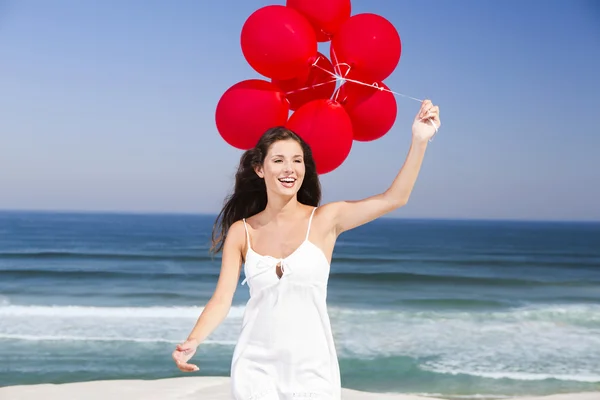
left=279, top=178, right=295, bottom=182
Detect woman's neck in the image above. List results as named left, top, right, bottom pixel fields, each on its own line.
left=262, top=196, right=302, bottom=224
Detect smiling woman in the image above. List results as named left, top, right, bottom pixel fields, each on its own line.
left=171, top=100, right=440, bottom=400
left=210, top=126, right=322, bottom=257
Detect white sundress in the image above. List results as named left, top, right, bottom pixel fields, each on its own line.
left=230, top=207, right=341, bottom=400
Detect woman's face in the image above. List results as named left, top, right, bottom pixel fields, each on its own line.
left=257, top=139, right=305, bottom=198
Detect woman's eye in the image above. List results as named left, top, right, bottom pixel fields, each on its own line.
left=274, top=160, right=282, bottom=163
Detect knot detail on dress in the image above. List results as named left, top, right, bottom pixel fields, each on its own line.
left=241, top=256, right=291, bottom=286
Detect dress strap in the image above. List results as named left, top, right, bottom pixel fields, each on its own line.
left=242, top=218, right=251, bottom=249
left=305, top=207, right=317, bottom=241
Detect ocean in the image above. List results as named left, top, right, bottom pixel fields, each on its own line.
left=1, top=211, right=599, bottom=399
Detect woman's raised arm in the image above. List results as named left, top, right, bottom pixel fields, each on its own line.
left=323, top=100, right=441, bottom=235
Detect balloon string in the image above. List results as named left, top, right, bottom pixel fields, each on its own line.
left=329, top=47, right=345, bottom=102
left=312, top=57, right=424, bottom=103
left=282, top=54, right=439, bottom=138
left=331, top=47, right=344, bottom=78
left=284, top=79, right=339, bottom=95
left=312, top=55, right=439, bottom=136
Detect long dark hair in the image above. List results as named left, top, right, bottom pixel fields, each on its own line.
left=210, top=126, right=321, bottom=254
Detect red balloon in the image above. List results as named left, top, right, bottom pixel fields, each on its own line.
left=331, top=13, right=401, bottom=82
left=286, top=99, right=353, bottom=174
left=272, top=52, right=336, bottom=111
left=286, top=0, right=351, bottom=42
left=335, top=76, right=397, bottom=142
left=241, top=5, right=317, bottom=80
left=215, top=80, right=290, bottom=150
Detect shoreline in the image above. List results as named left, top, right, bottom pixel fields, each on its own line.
left=0, top=377, right=597, bottom=400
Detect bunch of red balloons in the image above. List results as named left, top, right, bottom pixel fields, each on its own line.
left=215, top=0, right=401, bottom=174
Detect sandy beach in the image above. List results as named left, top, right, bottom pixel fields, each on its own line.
left=0, top=377, right=597, bottom=400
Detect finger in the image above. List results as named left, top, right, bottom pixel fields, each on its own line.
left=418, top=101, right=427, bottom=116
left=430, top=106, right=439, bottom=118
left=174, top=356, right=198, bottom=370
left=417, top=100, right=428, bottom=116
left=419, top=115, right=440, bottom=128
left=419, top=102, right=434, bottom=119
left=428, top=119, right=438, bottom=132
left=423, top=112, right=440, bottom=123
left=185, top=364, right=199, bottom=372
left=431, top=107, right=440, bottom=121
left=419, top=111, right=435, bottom=122
left=178, top=362, right=199, bottom=372
left=429, top=114, right=441, bottom=128
left=420, top=105, right=439, bottom=120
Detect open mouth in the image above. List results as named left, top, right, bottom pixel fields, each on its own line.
left=278, top=177, right=296, bottom=188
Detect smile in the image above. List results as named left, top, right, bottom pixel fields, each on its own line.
left=278, top=177, right=296, bottom=188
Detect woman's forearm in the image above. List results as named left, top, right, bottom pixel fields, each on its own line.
left=186, top=299, right=231, bottom=343
left=383, top=137, right=429, bottom=206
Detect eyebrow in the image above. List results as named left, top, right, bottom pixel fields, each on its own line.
left=272, top=154, right=303, bottom=158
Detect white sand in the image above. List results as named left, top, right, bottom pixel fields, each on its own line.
left=0, top=377, right=597, bottom=400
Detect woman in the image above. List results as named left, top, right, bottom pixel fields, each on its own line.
left=173, top=100, right=441, bottom=399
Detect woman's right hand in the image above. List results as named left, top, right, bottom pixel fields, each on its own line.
left=172, top=338, right=200, bottom=372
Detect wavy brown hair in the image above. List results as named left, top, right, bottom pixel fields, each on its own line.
left=210, top=126, right=321, bottom=254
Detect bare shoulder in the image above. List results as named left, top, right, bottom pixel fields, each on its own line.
left=229, top=218, right=246, bottom=234
left=225, top=219, right=247, bottom=254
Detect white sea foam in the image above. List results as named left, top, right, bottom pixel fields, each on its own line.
left=0, top=333, right=237, bottom=345
left=0, top=304, right=246, bottom=319
left=1, top=302, right=599, bottom=383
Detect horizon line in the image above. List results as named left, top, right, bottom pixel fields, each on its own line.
left=0, top=208, right=598, bottom=224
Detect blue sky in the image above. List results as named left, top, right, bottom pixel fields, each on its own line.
left=1, top=0, right=598, bottom=221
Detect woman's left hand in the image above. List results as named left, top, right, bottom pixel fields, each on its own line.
left=412, top=99, right=441, bottom=142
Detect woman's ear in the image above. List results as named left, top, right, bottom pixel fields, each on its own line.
left=254, top=165, right=264, bottom=179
